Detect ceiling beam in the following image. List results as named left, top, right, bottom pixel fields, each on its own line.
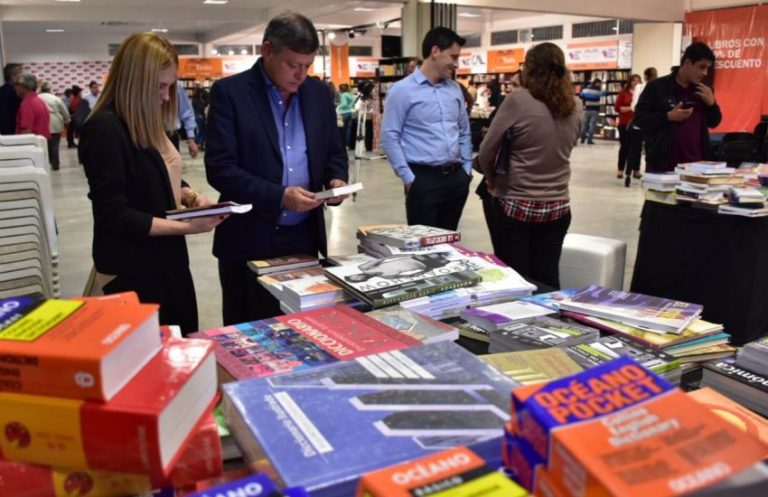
left=454, top=0, right=685, bottom=21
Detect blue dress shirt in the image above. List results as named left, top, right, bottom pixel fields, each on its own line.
left=380, top=67, right=472, bottom=185
left=260, top=68, right=310, bottom=226
left=175, top=84, right=197, bottom=137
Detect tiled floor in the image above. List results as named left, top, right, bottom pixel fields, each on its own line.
left=50, top=139, right=645, bottom=330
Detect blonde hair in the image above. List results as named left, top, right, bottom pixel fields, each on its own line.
left=91, top=32, right=178, bottom=150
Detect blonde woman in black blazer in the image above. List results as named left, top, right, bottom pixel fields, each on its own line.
left=79, top=32, right=227, bottom=334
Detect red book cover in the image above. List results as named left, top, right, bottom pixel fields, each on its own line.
left=192, top=304, right=420, bottom=380
left=0, top=294, right=161, bottom=401
left=0, top=338, right=217, bottom=483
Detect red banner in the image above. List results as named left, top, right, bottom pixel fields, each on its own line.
left=685, top=5, right=768, bottom=132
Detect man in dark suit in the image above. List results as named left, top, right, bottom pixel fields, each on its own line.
left=0, top=63, right=23, bottom=135
left=205, top=12, right=349, bottom=325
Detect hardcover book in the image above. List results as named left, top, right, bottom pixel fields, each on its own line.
left=247, top=255, right=319, bottom=275
left=324, top=253, right=481, bottom=308
left=364, top=307, right=458, bottom=344
left=701, top=357, right=768, bottom=416
left=257, top=267, right=326, bottom=299
left=558, top=285, right=702, bottom=334
left=361, top=224, right=461, bottom=249
left=222, top=341, right=517, bottom=497
left=314, top=182, right=363, bottom=200
left=190, top=305, right=421, bottom=381
left=280, top=276, right=345, bottom=308
left=0, top=338, right=217, bottom=481
left=166, top=201, right=252, bottom=220
left=355, top=446, right=527, bottom=497
left=0, top=294, right=162, bottom=401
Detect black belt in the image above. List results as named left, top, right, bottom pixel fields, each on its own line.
left=409, top=162, right=462, bottom=174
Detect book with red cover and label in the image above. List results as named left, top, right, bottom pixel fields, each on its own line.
left=502, top=427, right=544, bottom=491
left=355, top=446, right=527, bottom=497
left=0, top=410, right=222, bottom=496
left=0, top=293, right=162, bottom=401
left=359, top=224, right=460, bottom=249
left=0, top=338, right=217, bottom=482
left=190, top=305, right=421, bottom=381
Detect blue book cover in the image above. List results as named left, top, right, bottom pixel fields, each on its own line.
left=222, top=341, right=517, bottom=497
left=518, top=288, right=579, bottom=311
left=184, top=474, right=309, bottom=497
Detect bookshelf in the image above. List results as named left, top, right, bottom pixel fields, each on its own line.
left=178, top=77, right=215, bottom=98
left=571, top=69, right=630, bottom=140
left=375, top=57, right=416, bottom=113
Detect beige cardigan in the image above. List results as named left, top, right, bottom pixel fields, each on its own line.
left=478, top=89, right=582, bottom=201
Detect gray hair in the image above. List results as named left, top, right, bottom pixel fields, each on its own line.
left=17, top=73, right=38, bottom=91
left=39, top=81, right=51, bottom=93
left=263, top=12, right=319, bottom=54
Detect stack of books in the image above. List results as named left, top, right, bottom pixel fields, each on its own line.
left=0, top=293, right=221, bottom=495
left=191, top=304, right=423, bottom=383
left=701, top=336, right=768, bottom=417
left=278, top=275, right=348, bottom=313
left=461, top=301, right=556, bottom=332
left=256, top=266, right=326, bottom=301
left=503, top=357, right=768, bottom=496
left=247, top=254, right=320, bottom=276
left=673, top=161, right=741, bottom=209
left=222, top=341, right=517, bottom=497
left=641, top=172, right=680, bottom=192
left=356, top=224, right=461, bottom=252
left=717, top=186, right=768, bottom=217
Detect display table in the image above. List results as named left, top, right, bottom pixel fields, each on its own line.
left=630, top=201, right=768, bottom=345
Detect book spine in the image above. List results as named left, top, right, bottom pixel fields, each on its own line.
left=0, top=392, right=166, bottom=479
left=371, top=276, right=479, bottom=308
left=419, top=233, right=461, bottom=247
left=0, top=355, right=105, bottom=400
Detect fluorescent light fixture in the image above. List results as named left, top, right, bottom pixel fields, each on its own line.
left=54, top=0, right=81, bottom=3
left=240, top=48, right=247, bottom=55
left=212, top=49, right=218, bottom=55
left=353, top=7, right=377, bottom=12
left=328, top=32, right=336, bottom=40
left=612, top=26, right=619, bottom=31
left=152, top=28, right=168, bottom=33
left=203, top=0, right=228, bottom=4
left=458, top=12, right=481, bottom=18
left=228, top=49, right=234, bottom=55
left=46, top=29, right=65, bottom=33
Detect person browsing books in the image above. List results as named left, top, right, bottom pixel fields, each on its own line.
left=633, top=42, right=722, bottom=173
left=205, top=12, right=349, bottom=325
left=380, top=27, right=472, bottom=231
left=477, top=43, right=582, bottom=289
left=614, top=73, right=642, bottom=185
left=79, top=32, right=227, bottom=335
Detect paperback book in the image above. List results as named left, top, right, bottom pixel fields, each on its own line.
left=166, top=201, right=252, bottom=220
left=185, top=474, right=309, bottom=497
left=488, top=316, right=599, bottom=353
left=314, top=182, right=363, bottom=200
left=360, top=224, right=460, bottom=249
left=558, top=285, right=702, bottom=334
left=247, top=255, right=319, bottom=275
left=257, top=267, right=326, bottom=300
left=518, top=288, right=579, bottom=311
left=702, top=357, right=768, bottom=417
left=737, top=336, right=768, bottom=376
left=480, top=348, right=582, bottom=385
left=364, top=307, right=458, bottom=344
left=190, top=305, right=421, bottom=381
left=440, top=317, right=490, bottom=343
left=565, top=335, right=681, bottom=377
left=461, top=301, right=556, bottom=331
left=324, top=252, right=481, bottom=308
left=222, top=341, right=517, bottom=497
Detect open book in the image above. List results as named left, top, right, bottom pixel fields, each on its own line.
left=166, top=201, right=252, bottom=220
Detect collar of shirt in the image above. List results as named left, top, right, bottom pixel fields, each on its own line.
left=412, top=67, right=449, bottom=88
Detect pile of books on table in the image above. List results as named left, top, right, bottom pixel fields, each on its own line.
left=702, top=335, right=768, bottom=417
left=503, top=356, right=768, bottom=497
left=0, top=292, right=221, bottom=497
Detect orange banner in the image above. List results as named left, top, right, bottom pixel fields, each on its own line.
left=177, top=58, right=223, bottom=79
left=685, top=5, right=768, bottom=132
left=330, top=43, right=350, bottom=85
left=487, top=48, right=524, bottom=74
left=566, top=40, right=618, bottom=70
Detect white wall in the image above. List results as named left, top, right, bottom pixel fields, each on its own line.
left=632, top=23, right=683, bottom=77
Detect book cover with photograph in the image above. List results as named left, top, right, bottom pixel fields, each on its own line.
left=362, top=224, right=460, bottom=249
left=324, top=252, right=481, bottom=308
left=365, top=307, right=458, bottom=344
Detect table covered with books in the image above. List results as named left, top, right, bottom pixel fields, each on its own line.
left=631, top=199, right=768, bottom=345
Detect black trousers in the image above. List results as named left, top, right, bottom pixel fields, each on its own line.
left=102, top=268, right=199, bottom=335
left=486, top=199, right=571, bottom=289
left=218, top=220, right=319, bottom=325
left=626, top=125, right=643, bottom=173
left=617, top=124, right=629, bottom=172
left=47, top=134, right=61, bottom=170
left=406, top=166, right=470, bottom=230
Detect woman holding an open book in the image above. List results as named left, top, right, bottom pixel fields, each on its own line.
left=79, top=32, right=227, bottom=334
left=476, top=43, right=582, bottom=289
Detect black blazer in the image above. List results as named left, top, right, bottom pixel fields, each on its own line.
left=79, top=109, right=189, bottom=275
left=205, top=59, right=349, bottom=261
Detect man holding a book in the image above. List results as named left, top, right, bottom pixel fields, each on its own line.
left=380, top=27, right=473, bottom=231
left=205, top=12, right=349, bottom=324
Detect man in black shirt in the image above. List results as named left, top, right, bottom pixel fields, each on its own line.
left=0, top=63, right=23, bottom=135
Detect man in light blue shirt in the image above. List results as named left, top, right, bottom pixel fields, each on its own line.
left=380, top=27, right=472, bottom=231
left=174, top=83, right=199, bottom=158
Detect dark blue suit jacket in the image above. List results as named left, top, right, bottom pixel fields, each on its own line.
left=205, top=60, right=348, bottom=261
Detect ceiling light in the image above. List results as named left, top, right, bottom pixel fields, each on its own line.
left=353, top=7, right=377, bottom=12
left=46, top=29, right=65, bottom=33
left=212, top=49, right=218, bottom=55
left=328, top=32, right=336, bottom=40
left=348, top=30, right=356, bottom=39
left=458, top=12, right=481, bottom=18
left=54, top=0, right=81, bottom=3
left=612, top=26, right=619, bottom=31
left=203, top=0, right=228, bottom=4
left=152, top=28, right=168, bottom=33
left=240, top=48, right=248, bottom=55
